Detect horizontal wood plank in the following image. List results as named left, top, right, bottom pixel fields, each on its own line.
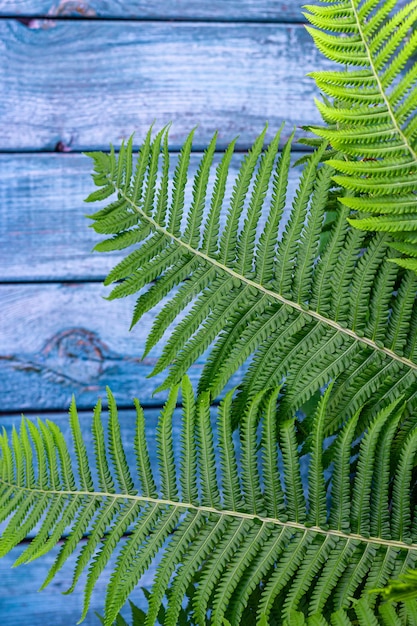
left=1, top=0, right=306, bottom=21
left=0, top=152, right=304, bottom=281
left=0, top=19, right=334, bottom=151
left=0, top=541, right=148, bottom=625
left=0, top=404, right=186, bottom=471
left=0, top=0, right=411, bottom=21
left=0, top=282, right=250, bottom=412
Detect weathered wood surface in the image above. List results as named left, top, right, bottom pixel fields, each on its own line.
left=0, top=542, right=148, bottom=625
left=1, top=0, right=411, bottom=21
left=0, top=152, right=304, bottom=281
left=0, top=282, right=250, bottom=412
left=0, top=19, right=334, bottom=151
left=1, top=149, right=304, bottom=413
left=1, top=0, right=307, bottom=21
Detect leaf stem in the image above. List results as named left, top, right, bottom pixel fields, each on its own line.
left=3, top=480, right=416, bottom=552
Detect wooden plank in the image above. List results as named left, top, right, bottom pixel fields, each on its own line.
left=0, top=152, right=304, bottom=281
left=0, top=406, right=182, bottom=487
left=0, top=19, right=334, bottom=151
left=0, top=282, right=250, bottom=412
left=0, top=0, right=411, bottom=21
left=1, top=0, right=306, bottom=21
left=0, top=541, right=148, bottom=625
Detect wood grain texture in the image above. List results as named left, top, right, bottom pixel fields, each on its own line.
left=1, top=0, right=411, bottom=20
left=0, top=152, right=304, bottom=281
left=0, top=282, right=249, bottom=412
left=0, top=542, right=149, bottom=625
left=0, top=19, right=334, bottom=151
left=1, top=0, right=306, bottom=21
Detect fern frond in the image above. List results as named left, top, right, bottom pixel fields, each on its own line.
left=305, top=0, right=417, bottom=269
left=86, top=127, right=417, bottom=431
left=2, top=381, right=417, bottom=624
left=378, top=568, right=417, bottom=603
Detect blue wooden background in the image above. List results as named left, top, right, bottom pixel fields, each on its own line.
left=0, top=1, right=395, bottom=623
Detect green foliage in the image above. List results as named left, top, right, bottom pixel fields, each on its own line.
left=2, top=1, right=417, bottom=624
left=2, top=380, right=417, bottom=625
left=110, top=597, right=417, bottom=626
left=377, top=568, right=417, bottom=603
left=86, top=127, right=417, bottom=433
left=305, top=0, right=417, bottom=270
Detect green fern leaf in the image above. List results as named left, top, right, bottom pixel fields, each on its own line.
left=86, top=127, right=417, bottom=432
left=305, top=0, right=417, bottom=270
left=2, top=381, right=417, bottom=624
